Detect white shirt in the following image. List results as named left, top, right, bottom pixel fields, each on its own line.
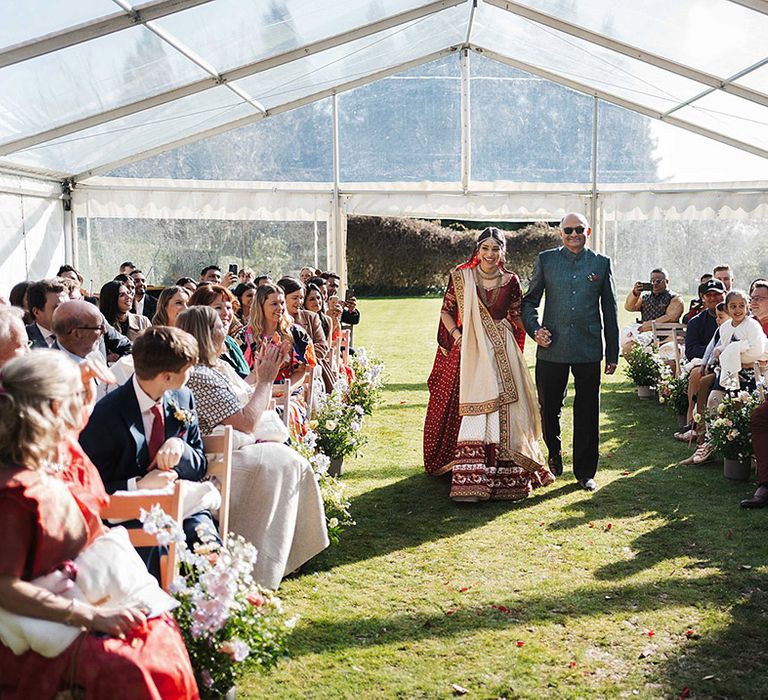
left=134, top=295, right=144, bottom=316
left=36, top=323, right=56, bottom=348
left=129, top=374, right=164, bottom=490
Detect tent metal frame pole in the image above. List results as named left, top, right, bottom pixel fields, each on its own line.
left=460, top=48, right=472, bottom=192
left=0, top=0, right=463, bottom=156
left=590, top=96, right=599, bottom=252
left=73, top=47, right=460, bottom=181
left=0, top=0, right=216, bottom=68
left=474, top=47, right=768, bottom=160
left=332, top=93, right=342, bottom=285
left=483, top=0, right=768, bottom=109
left=724, top=0, right=768, bottom=16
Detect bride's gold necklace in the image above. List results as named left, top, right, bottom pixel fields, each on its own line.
left=474, top=266, right=503, bottom=306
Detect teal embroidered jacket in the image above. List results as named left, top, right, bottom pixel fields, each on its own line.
left=521, top=246, right=619, bottom=365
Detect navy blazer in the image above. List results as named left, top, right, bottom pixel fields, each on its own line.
left=25, top=322, right=51, bottom=349
left=522, top=246, right=620, bottom=365
left=79, top=379, right=207, bottom=493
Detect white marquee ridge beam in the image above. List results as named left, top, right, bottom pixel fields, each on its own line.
left=484, top=0, right=768, bottom=109
left=0, top=0, right=215, bottom=69
left=725, top=0, right=768, bottom=16
left=74, top=46, right=462, bottom=181
left=0, top=0, right=463, bottom=158
left=473, top=46, right=768, bottom=160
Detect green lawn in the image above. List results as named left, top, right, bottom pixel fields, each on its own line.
left=242, top=298, right=767, bottom=699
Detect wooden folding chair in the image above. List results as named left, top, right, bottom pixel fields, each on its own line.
left=303, top=364, right=323, bottom=417
left=651, top=321, right=686, bottom=377
left=101, top=481, right=187, bottom=592
left=203, top=425, right=233, bottom=543
left=272, top=379, right=292, bottom=425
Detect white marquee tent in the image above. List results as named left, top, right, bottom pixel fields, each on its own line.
left=2, top=0, right=768, bottom=291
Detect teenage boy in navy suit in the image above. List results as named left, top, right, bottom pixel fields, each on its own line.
left=80, top=326, right=219, bottom=550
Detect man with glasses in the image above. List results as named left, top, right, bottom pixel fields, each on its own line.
left=624, top=268, right=684, bottom=332
left=51, top=300, right=107, bottom=364
left=522, top=212, right=619, bottom=492
left=750, top=280, right=768, bottom=336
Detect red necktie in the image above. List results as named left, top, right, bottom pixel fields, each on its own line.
left=147, top=404, right=165, bottom=466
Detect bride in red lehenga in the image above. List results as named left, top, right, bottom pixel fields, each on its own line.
left=423, top=227, right=555, bottom=502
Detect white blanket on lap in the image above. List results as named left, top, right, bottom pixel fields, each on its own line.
left=0, top=527, right=177, bottom=658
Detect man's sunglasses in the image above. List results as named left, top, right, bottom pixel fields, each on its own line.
left=562, top=226, right=586, bottom=235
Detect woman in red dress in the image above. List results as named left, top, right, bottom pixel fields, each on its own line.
left=0, top=350, right=198, bottom=699
left=424, top=228, right=555, bottom=501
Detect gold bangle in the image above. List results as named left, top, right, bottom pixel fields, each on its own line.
left=63, top=598, right=76, bottom=625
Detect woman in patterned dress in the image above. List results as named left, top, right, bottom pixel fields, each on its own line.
left=423, top=227, right=555, bottom=502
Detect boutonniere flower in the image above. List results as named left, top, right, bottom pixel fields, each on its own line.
left=167, top=398, right=195, bottom=428
left=587, top=272, right=601, bottom=282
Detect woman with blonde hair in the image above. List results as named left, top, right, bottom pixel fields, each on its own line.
left=0, top=351, right=197, bottom=698
left=151, top=284, right=190, bottom=327
left=176, top=307, right=328, bottom=589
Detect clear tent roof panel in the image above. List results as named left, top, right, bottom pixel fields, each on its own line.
left=509, top=0, right=768, bottom=79
left=0, top=0, right=116, bottom=49
left=3, top=87, right=257, bottom=177
left=0, top=25, right=210, bottom=144
left=471, top=4, right=707, bottom=114
left=152, top=0, right=442, bottom=77
left=233, top=7, right=467, bottom=111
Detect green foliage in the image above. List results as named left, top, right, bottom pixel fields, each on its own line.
left=344, top=349, right=385, bottom=415
left=347, top=216, right=560, bottom=295
left=624, top=344, right=666, bottom=387
left=707, top=390, right=762, bottom=461
left=313, top=389, right=366, bottom=460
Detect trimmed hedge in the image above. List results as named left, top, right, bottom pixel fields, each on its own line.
left=347, top=216, right=561, bottom=295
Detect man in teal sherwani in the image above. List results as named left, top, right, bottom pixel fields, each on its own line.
left=521, top=212, right=619, bottom=491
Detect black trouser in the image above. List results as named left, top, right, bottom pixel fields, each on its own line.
left=535, top=359, right=601, bottom=481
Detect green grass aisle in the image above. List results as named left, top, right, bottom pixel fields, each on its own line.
left=242, top=298, right=768, bottom=699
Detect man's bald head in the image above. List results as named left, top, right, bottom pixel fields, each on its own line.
left=53, top=300, right=104, bottom=358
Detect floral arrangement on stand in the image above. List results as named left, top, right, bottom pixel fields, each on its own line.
left=707, top=390, right=761, bottom=461
left=293, top=430, right=355, bottom=544
left=312, top=386, right=367, bottom=461
left=345, top=348, right=385, bottom=415
left=141, top=507, right=295, bottom=699
left=657, top=366, right=690, bottom=417
left=624, top=344, right=667, bottom=389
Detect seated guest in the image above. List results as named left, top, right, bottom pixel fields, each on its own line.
left=79, top=327, right=220, bottom=552
left=323, top=272, right=360, bottom=327
left=279, top=276, right=335, bottom=392
left=713, top=264, right=734, bottom=291
left=176, top=307, right=329, bottom=588
left=244, top=283, right=315, bottom=438
left=51, top=300, right=105, bottom=364
left=200, top=265, right=222, bottom=284
left=130, top=269, right=157, bottom=321
left=113, top=273, right=135, bottom=295
left=60, top=277, right=82, bottom=300
left=624, top=268, right=684, bottom=331
left=750, top=280, right=768, bottom=336
left=99, top=280, right=150, bottom=342
left=683, top=273, right=714, bottom=323
left=255, top=274, right=273, bottom=287
left=189, top=284, right=249, bottom=377
left=152, top=285, right=190, bottom=327
left=175, top=276, right=197, bottom=293
left=118, top=260, right=136, bottom=275
left=308, top=275, right=328, bottom=301
left=0, top=351, right=198, bottom=698
left=685, top=279, right=726, bottom=361
left=0, top=306, right=29, bottom=368
left=9, top=281, right=32, bottom=324
left=26, top=279, right=68, bottom=348
left=299, top=266, right=316, bottom=285
left=234, top=282, right=257, bottom=325
left=238, top=267, right=256, bottom=285
left=304, top=282, right=332, bottom=340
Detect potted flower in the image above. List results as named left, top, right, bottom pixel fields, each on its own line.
left=624, top=344, right=665, bottom=398
left=293, top=430, right=356, bottom=544
left=657, top=370, right=690, bottom=427
left=707, top=390, right=761, bottom=481
left=312, top=387, right=366, bottom=475
left=345, top=348, right=385, bottom=416
left=141, top=507, right=295, bottom=699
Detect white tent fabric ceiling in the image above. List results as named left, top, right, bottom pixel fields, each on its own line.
left=2, top=0, right=768, bottom=181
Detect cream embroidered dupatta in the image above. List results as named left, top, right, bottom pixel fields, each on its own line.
left=452, top=267, right=544, bottom=472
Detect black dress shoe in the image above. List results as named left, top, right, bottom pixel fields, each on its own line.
left=740, top=485, right=768, bottom=508
left=578, top=478, right=597, bottom=492
left=548, top=455, right=563, bottom=477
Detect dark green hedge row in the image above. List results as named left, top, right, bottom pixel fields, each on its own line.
left=346, top=216, right=561, bottom=295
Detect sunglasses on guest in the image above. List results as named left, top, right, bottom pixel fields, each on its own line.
left=562, top=226, right=586, bottom=235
